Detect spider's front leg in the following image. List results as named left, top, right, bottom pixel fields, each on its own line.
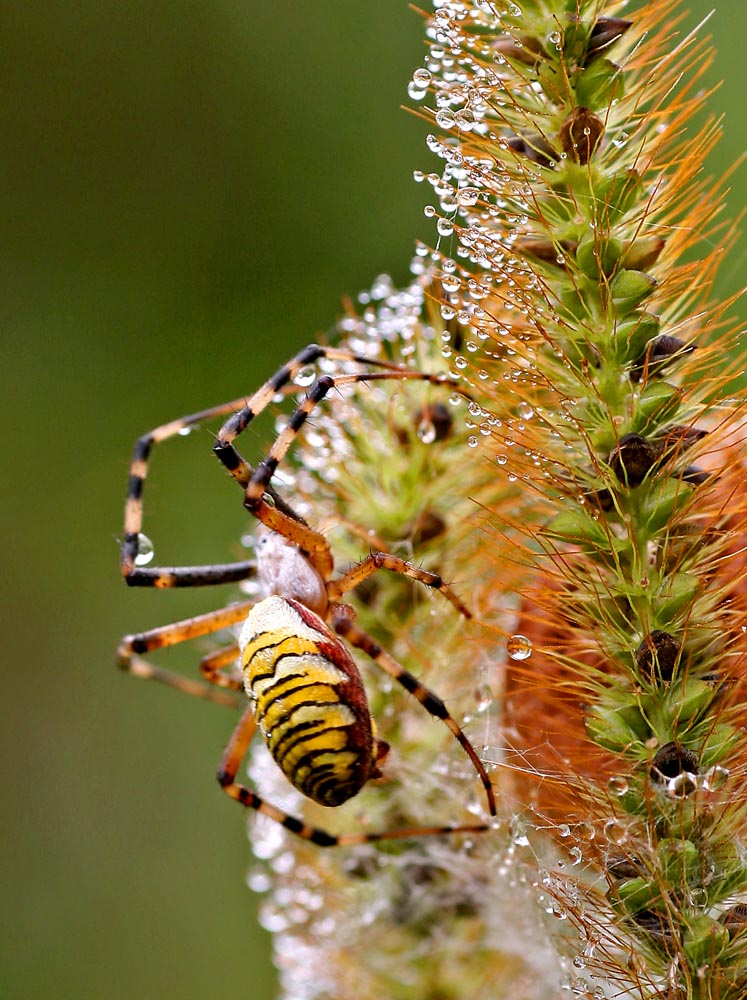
left=121, top=396, right=262, bottom=589
left=212, top=358, right=461, bottom=578
left=121, top=342, right=390, bottom=588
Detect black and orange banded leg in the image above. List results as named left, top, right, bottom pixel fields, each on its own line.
left=217, top=704, right=491, bottom=847
left=121, top=343, right=397, bottom=586
left=327, top=551, right=472, bottom=619
left=200, top=643, right=242, bottom=689
left=209, top=343, right=415, bottom=492
left=117, top=602, right=253, bottom=707
left=212, top=361, right=459, bottom=578
left=121, top=395, right=263, bottom=587
left=333, top=611, right=497, bottom=819
left=240, top=369, right=459, bottom=511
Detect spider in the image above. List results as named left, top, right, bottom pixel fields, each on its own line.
left=117, top=343, right=496, bottom=846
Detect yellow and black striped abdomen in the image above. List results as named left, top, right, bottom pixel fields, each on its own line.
left=239, top=595, right=377, bottom=807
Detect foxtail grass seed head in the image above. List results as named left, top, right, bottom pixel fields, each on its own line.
left=238, top=3, right=747, bottom=998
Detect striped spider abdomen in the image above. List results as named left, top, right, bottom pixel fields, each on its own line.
left=240, top=595, right=380, bottom=808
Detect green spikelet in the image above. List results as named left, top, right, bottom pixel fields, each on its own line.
left=245, top=2, right=747, bottom=998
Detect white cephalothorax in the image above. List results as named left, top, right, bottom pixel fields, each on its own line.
left=254, top=523, right=328, bottom=615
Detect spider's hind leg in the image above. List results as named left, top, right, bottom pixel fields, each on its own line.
left=218, top=705, right=490, bottom=847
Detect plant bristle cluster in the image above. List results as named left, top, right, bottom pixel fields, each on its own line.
left=246, top=3, right=747, bottom=998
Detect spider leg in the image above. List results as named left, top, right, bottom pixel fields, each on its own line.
left=332, top=610, right=497, bottom=818
left=214, top=364, right=458, bottom=577
left=122, top=341, right=388, bottom=585
left=200, top=643, right=242, bottom=689
left=218, top=707, right=490, bottom=847
left=122, top=393, right=265, bottom=587
left=327, top=551, right=472, bottom=619
left=117, top=602, right=253, bottom=707
left=211, top=343, right=418, bottom=492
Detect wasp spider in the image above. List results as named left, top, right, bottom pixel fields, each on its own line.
left=117, top=344, right=496, bottom=846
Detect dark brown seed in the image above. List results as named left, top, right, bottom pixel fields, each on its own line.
left=650, top=741, right=699, bottom=781
left=722, top=903, right=747, bottom=936
left=506, top=133, right=558, bottom=168
left=558, top=107, right=604, bottom=164
left=631, top=334, right=694, bottom=381
left=635, top=631, right=681, bottom=682
left=585, top=18, right=633, bottom=64
left=608, top=433, right=659, bottom=487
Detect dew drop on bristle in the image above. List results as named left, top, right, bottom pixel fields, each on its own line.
left=457, top=187, right=480, bottom=207
left=608, top=776, right=628, bottom=797
left=134, top=533, right=155, bottom=566
left=666, top=772, right=698, bottom=799
left=603, top=819, right=628, bottom=845
left=435, top=109, right=456, bottom=129
left=416, top=419, right=437, bottom=444
left=702, top=765, right=730, bottom=790
left=517, top=401, right=534, bottom=420
left=247, top=867, right=272, bottom=894
left=506, top=634, right=532, bottom=660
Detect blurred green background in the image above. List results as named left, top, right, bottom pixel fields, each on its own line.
left=2, top=2, right=746, bottom=998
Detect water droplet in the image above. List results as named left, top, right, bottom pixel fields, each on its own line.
left=435, top=109, right=456, bottom=129
left=517, top=401, right=534, bottom=420
left=603, top=819, right=628, bottom=845
left=702, top=764, right=730, bottom=790
left=416, top=419, right=437, bottom=444
left=667, top=772, right=698, bottom=798
left=177, top=424, right=196, bottom=437
left=134, top=533, right=155, bottom=566
left=510, top=820, right=530, bottom=847
left=475, top=683, right=493, bottom=711
left=457, top=186, right=480, bottom=207
left=608, top=775, right=629, bottom=797
left=437, top=217, right=455, bottom=237
left=454, top=109, right=475, bottom=131
left=247, top=867, right=272, bottom=893
left=294, top=365, right=316, bottom=387
left=467, top=435, right=478, bottom=448
left=413, top=68, right=432, bottom=86
left=496, top=453, right=508, bottom=466
left=506, top=634, right=532, bottom=660
left=687, top=886, right=708, bottom=908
